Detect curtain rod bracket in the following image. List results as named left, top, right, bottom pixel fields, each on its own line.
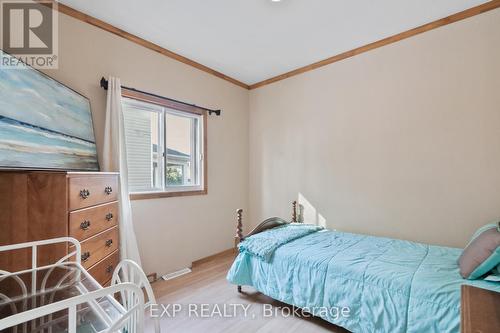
left=99, top=77, right=221, bottom=116
left=100, top=77, right=108, bottom=90
left=208, top=110, right=221, bottom=116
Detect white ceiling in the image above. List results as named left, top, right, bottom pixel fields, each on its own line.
left=58, top=0, right=489, bottom=85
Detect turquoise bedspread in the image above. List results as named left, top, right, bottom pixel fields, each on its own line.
left=227, top=229, right=500, bottom=333
left=238, top=223, right=323, bottom=261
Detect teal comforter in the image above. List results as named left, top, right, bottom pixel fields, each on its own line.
left=227, top=227, right=500, bottom=333
left=238, top=223, right=323, bottom=261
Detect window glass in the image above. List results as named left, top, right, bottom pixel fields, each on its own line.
left=122, top=97, right=203, bottom=193
left=165, top=112, right=199, bottom=187
left=123, top=102, right=161, bottom=192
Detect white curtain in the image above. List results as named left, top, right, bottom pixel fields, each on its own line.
left=102, top=76, right=142, bottom=267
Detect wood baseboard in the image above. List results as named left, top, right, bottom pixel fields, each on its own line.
left=192, top=248, right=236, bottom=267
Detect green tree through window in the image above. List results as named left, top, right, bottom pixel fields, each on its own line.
left=166, top=165, right=183, bottom=185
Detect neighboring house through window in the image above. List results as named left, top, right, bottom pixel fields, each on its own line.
left=122, top=91, right=206, bottom=199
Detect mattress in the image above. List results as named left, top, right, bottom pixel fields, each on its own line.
left=227, top=228, right=500, bottom=333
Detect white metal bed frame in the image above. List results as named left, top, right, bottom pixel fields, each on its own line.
left=0, top=237, right=147, bottom=333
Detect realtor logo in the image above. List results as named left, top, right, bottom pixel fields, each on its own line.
left=1, top=0, right=58, bottom=68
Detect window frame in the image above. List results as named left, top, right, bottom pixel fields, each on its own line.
left=122, top=88, right=207, bottom=200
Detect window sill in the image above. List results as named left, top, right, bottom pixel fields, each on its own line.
left=129, top=189, right=207, bottom=201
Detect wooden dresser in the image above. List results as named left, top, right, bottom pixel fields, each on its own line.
left=461, top=284, right=500, bottom=333
left=0, top=171, right=120, bottom=286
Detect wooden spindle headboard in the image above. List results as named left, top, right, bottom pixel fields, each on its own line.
left=235, top=208, right=243, bottom=246
left=233, top=200, right=297, bottom=293
left=292, top=200, right=297, bottom=222
left=235, top=200, right=298, bottom=246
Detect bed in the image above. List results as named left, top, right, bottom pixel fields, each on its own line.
left=227, top=203, right=500, bottom=333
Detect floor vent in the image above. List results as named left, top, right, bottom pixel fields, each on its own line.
left=161, top=268, right=192, bottom=281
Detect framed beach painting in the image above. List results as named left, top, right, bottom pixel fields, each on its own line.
left=0, top=51, right=99, bottom=171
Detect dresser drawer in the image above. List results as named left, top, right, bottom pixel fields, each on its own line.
left=68, top=174, right=118, bottom=210
left=88, top=251, right=119, bottom=286
left=69, top=202, right=118, bottom=241
left=76, top=226, right=119, bottom=269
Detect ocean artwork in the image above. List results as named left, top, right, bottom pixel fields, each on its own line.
left=0, top=51, right=99, bottom=171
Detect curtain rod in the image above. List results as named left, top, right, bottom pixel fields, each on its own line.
left=99, top=77, right=221, bottom=116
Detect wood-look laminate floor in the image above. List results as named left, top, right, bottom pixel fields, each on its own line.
left=146, top=250, right=349, bottom=333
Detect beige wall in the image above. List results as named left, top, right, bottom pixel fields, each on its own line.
left=44, top=13, right=249, bottom=276
left=41, top=7, right=500, bottom=276
left=248, top=9, right=500, bottom=248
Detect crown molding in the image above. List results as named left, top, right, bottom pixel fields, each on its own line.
left=249, top=0, right=500, bottom=89
left=39, top=1, right=500, bottom=91
left=39, top=1, right=250, bottom=89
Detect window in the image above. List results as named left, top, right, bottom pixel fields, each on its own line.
left=122, top=92, right=206, bottom=199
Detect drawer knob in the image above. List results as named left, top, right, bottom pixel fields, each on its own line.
left=80, top=220, right=91, bottom=230
left=106, top=265, right=114, bottom=273
left=79, top=189, right=90, bottom=199
left=81, top=251, right=91, bottom=262
left=104, top=186, right=113, bottom=195
left=105, top=239, right=113, bottom=247
left=105, top=213, right=114, bottom=221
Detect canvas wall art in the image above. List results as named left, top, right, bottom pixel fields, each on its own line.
left=0, top=51, right=99, bottom=171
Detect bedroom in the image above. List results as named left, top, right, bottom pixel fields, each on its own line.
left=0, top=0, right=499, bottom=332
